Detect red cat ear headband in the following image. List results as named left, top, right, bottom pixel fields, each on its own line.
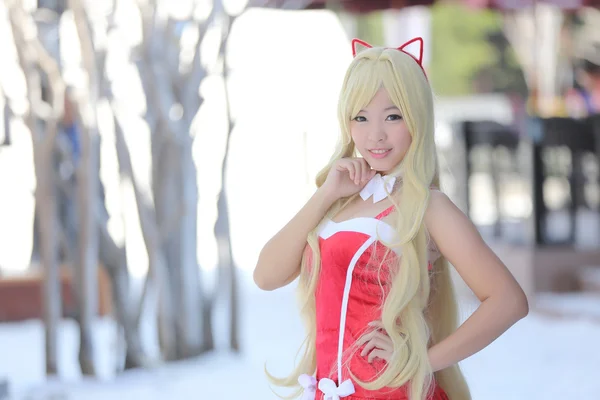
left=351, top=37, right=427, bottom=78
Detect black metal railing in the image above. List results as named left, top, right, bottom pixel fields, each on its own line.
left=460, top=114, right=599, bottom=247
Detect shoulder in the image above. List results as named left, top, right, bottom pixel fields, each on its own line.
left=424, top=190, right=465, bottom=228
left=424, top=189, right=481, bottom=251
left=426, top=189, right=453, bottom=211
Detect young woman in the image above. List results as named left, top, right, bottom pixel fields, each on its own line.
left=254, top=38, right=529, bottom=400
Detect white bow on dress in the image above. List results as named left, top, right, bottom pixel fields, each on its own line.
left=318, top=378, right=356, bottom=400
left=359, top=173, right=396, bottom=204
left=298, top=374, right=317, bottom=400
left=297, top=375, right=355, bottom=400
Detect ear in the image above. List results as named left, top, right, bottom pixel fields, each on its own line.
left=397, top=37, right=424, bottom=66
left=351, top=38, right=372, bottom=57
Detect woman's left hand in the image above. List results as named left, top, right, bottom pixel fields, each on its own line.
left=359, top=323, right=394, bottom=363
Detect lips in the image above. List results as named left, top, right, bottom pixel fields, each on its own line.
left=368, top=148, right=392, bottom=159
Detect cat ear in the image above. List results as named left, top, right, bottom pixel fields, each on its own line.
left=397, top=37, right=424, bottom=66
left=351, top=38, right=372, bottom=57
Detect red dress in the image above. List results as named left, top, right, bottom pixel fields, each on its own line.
left=299, top=206, right=448, bottom=400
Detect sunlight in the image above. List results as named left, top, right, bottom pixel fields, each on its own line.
left=196, top=8, right=350, bottom=271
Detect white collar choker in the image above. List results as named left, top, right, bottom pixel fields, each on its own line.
left=359, top=173, right=397, bottom=203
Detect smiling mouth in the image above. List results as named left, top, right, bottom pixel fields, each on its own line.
left=369, top=149, right=391, bottom=154
left=368, top=149, right=392, bottom=159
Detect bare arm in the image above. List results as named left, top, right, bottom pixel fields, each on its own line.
left=424, top=191, right=529, bottom=372
left=253, top=187, right=337, bottom=291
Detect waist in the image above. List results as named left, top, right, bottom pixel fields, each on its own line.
left=315, top=343, right=408, bottom=399
left=317, top=385, right=409, bottom=399
left=304, top=375, right=446, bottom=400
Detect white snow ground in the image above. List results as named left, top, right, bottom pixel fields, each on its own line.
left=2, top=271, right=600, bottom=400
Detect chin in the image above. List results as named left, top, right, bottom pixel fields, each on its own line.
left=362, top=151, right=402, bottom=173
left=372, top=165, right=396, bottom=175
left=367, top=159, right=396, bottom=171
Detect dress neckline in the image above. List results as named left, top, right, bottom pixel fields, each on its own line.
left=329, top=204, right=395, bottom=225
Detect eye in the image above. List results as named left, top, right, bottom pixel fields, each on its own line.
left=353, top=116, right=367, bottom=122
left=387, top=114, right=403, bottom=121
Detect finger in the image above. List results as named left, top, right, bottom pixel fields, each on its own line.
left=371, top=331, right=394, bottom=352
left=357, top=160, right=365, bottom=185
left=335, top=159, right=348, bottom=171
left=344, top=162, right=356, bottom=182
left=359, top=335, right=393, bottom=356
left=360, top=337, right=391, bottom=357
left=354, top=159, right=364, bottom=182
left=357, top=328, right=387, bottom=344
left=368, top=320, right=384, bottom=330
left=364, top=325, right=390, bottom=339
left=372, top=334, right=394, bottom=353
left=351, top=160, right=361, bottom=185
left=366, top=322, right=408, bottom=347
left=360, top=339, right=378, bottom=357
left=368, top=348, right=391, bottom=363
left=360, top=159, right=370, bottom=182
left=368, top=321, right=405, bottom=339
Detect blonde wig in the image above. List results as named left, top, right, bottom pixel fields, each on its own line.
left=267, top=45, right=471, bottom=400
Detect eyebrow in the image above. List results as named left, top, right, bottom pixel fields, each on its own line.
left=358, top=105, right=401, bottom=113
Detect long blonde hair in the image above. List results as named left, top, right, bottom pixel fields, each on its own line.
left=267, top=46, right=470, bottom=400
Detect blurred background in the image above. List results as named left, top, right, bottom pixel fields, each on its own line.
left=0, top=0, right=599, bottom=399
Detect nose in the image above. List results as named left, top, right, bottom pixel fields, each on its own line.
left=368, top=121, right=387, bottom=143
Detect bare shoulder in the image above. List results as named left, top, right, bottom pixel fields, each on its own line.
left=424, top=189, right=478, bottom=242
left=428, top=188, right=449, bottom=204
left=426, top=189, right=461, bottom=217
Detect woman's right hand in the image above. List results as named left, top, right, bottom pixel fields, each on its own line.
left=321, top=158, right=377, bottom=200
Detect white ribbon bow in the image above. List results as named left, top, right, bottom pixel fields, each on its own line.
left=317, top=378, right=356, bottom=400
left=360, top=173, right=396, bottom=204
left=298, top=374, right=317, bottom=400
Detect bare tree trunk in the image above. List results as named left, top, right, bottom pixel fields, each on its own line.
left=136, top=0, right=211, bottom=359
left=176, top=9, right=215, bottom=356
left=217, top=14, right=239, bottom=352
left=112, top=111, right=177, bottom=362
left=97, top=212, right=152, bottom=369
left=154, top=136, right=203, bottom=358
left=1, top=89, right=11, bottom=147
left=70, top=115, right=100, bottom=376
left=179, top=141, right=202, bottom=356
left=151, top=135, right=182, bottom=361
left=62, top=0, right=151, bottom=371
left=7, top=2, right=65, bottom=375
left=68, top=0, right=102, bottom=376
left=133, top=2, right=179, bottom=360
left=36, top=145, right=62, bottom=374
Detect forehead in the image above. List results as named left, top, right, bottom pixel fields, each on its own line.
left=344, top=61, right=404, bottom=117
left=361, top=88, right=396, bottom=108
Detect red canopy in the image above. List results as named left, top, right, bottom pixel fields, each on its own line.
left=465, top=0, right=600, bottom=9
left=303, top=0, right=434, bottom=13
left=302, top=0, right=600, bottom=11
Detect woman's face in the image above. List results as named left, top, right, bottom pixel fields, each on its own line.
left=350, top=87, right=412, bottom=175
